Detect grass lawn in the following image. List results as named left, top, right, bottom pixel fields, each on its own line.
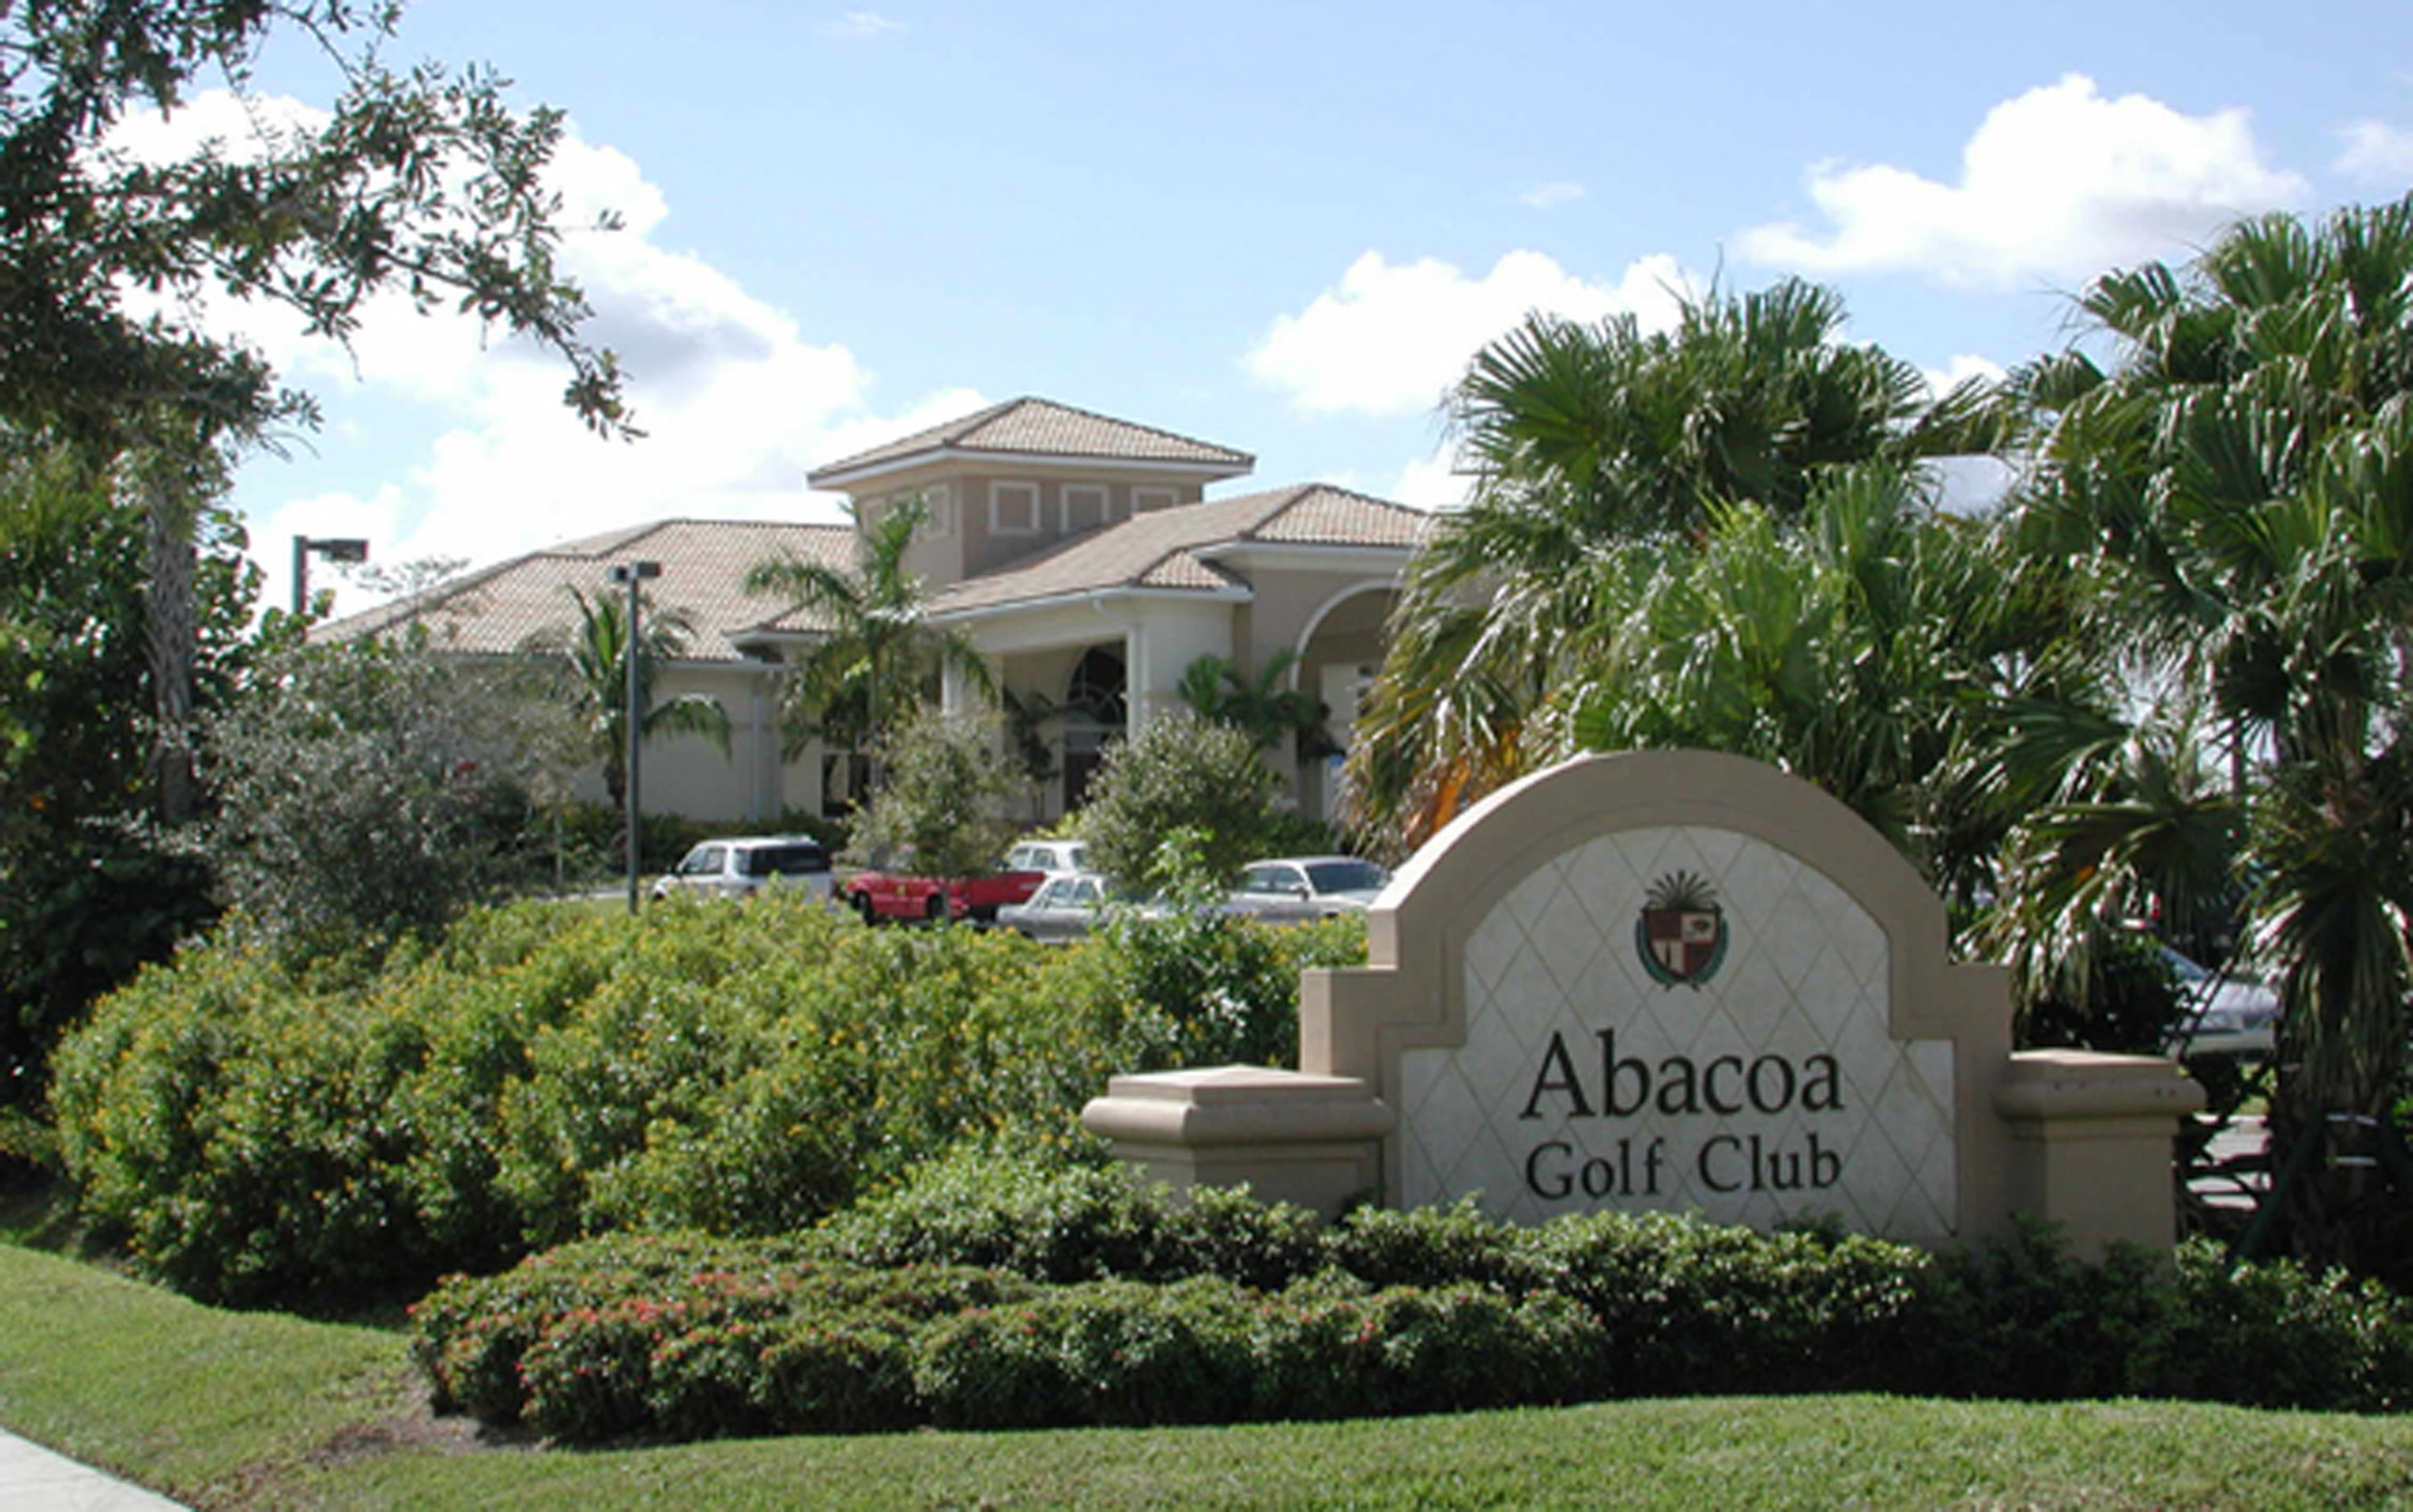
left=6, top=1236, right=2413, bottom=1510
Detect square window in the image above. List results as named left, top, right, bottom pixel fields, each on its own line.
left=992, top=481, right=1040, bottom=535
left=1133, top=487, right=1176, bottom=516
left=1065, top=485, right=1107, bottom=533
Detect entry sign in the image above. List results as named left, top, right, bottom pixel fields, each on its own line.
left=1394, top=827, right=1958, bottom=1239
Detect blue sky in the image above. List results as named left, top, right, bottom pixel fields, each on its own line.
left=199, top=0, right=2413, bottom=614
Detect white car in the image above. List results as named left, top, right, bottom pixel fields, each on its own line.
left=1003, top=838, right=1092, bottom=877
left=651, top=837, right=835, bottom=903
left=1225, top=856, right=1390, bottom=922
left=2164, top=947, right=2281, bottom=1058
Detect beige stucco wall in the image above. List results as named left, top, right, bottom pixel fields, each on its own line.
left=559, top=660, right=818, bottom=824
left=845, top=465, right=1214, bottom=591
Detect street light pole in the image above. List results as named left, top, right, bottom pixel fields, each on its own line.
left=606, top=561, right=663, bottom=916
left=291, top=536, right=370, bottom=617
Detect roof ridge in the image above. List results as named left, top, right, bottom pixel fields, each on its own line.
left=965, top=396, right=1247, bottom=462
left=810, top=395, right=1252, bottom=482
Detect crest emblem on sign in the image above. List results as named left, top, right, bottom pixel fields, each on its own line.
left=1637, top=869, right=1728, bottom=989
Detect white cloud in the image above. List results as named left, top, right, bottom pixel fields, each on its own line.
left=1391, top=449, right=1469, bottom=510
left=2335, top=120, right=2413, bottom=184
left=1518, top=181, right=1586, bottom=210
left=1738, top=74, right=2308, bottom=287
left=1247, top=250, right=1694, bottom=418
left=109, top=91, right=967, bottom=619
left=829, top=11, right=904, bottom=40
left=1921, top=352, right=2006, bottom=399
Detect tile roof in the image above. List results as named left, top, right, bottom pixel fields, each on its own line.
left=808, top=397, right=1253, bottom=484
left=316, top=519, right=855, bottom=662
left=929, top=484, right=1428, bottom=618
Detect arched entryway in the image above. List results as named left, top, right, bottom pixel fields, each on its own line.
left=1062, top=646, right=1126, bottom=811
left=1290, top=582, right=1399, bottom=822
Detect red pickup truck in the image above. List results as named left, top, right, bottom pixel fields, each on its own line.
left=842, top=858, right=1047, bottom=924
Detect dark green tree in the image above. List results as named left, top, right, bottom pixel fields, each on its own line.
left=1080, top=714, right=1287, bottom=894
left=4, top=0, right=630, bottom=818
left=0, top=444, right=265, bottom=1105
left=205, top=635, right=560, bottom=958
left=846, top=708, right=1028, bottom=885
left=1176, top=649, right=1333, bottom=764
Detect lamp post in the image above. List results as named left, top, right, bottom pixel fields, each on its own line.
left=606, top=561, right=663, bottom=916
left=291, top=536, right=370, bottom=617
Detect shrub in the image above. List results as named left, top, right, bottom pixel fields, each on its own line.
left=813, top=1148, right=1327, bottom=1289
left=410, top=1173, right=2413, bottom=1443
left=205, top=638, right=565, bottom=960
left=1537, top=1209, right=1942, bottom=1396
left=1093, top=902, right=1365, bottom=1072
left=411, top=1230, right=1026, bottom=1430
left=913, top=1278, right=1259, bottom=1429
left=1324, top=1197, right=1553, bottom=1296
left=846, top=708, right=1028, bottom=877
left=52, top=889, right=1365, bottom=1305
left=2131, top=1238, right=2413, bottom=1411
left=810, top=1146, right=1163, bottom=1282
left=1080, top=714, right=1288, bottom=893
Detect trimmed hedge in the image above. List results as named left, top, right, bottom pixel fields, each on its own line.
left=50, top=896, right=1363, bottom=1306
left=410, top=1157, right=2413, bottom=1443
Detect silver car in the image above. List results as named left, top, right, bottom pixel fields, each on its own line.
left=651, top=837, right=835, bottom=903
left=997, top=871, right=1119, bottom=944
left=1225, top=856, right=1390, bottom=923
left=2164, top=947, right=2281, bottom=1058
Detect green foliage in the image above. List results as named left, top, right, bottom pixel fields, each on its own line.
left=1095, top=899, right=1365, bottom=1071
left=20, top=1230, right=2413, bottom=1512
left=408, top=1160, right=2413, bottom=1443
left=204, top=637, right=566, bottom=959
left=1350, top=276, right=2002, bottom=853
left=914, top=1277, right=1261, bottom=1429
left=1993, top=196, right=2413, bottom=1271
left=846, top=708, right=1027, bottom=878
left=0, top=452, right=263, bottom=1106
left=1080, top=713, right=1288, bottom=893
left=1176, top=649, right=1334, bottom=761
left=2014, top=926, right=2187, bottom=1053
left=813, top=1144, right=1324, bottom=1288
left=743, top=492, right=993, bottom=761
left=48, top=892, right=1367, bottom=1305
left=524, top=586, right=730, bottom=818
left=0, top=0, right=628, bottom=449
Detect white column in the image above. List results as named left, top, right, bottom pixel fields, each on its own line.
left=748, top=663, right=787, bottom=821
left=1125, top=605, right=1234, bottom=736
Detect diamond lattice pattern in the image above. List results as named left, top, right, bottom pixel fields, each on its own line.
left=1398, top=827, right=1957, bottom=1239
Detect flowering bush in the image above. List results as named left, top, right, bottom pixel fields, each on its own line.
left=406, top=1157, right=2413, bottom=1443
left=50, top=893, right=1365, bottom=1305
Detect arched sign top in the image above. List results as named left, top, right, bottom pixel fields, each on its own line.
left=1368, top=750, right=1958, bottom=1040
left=1307, top=749, right=2013, bottom=1244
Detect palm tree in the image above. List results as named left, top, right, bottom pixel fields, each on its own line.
left=1176, top=649, right=1333, bottom=762
left=1997, top=196, right=2413, bottom=1270
left=743, top=494, right=993, bottom=783
left=531, top=586, right=731, bottom=818
left=1349, top=276, right=2007, bottom=853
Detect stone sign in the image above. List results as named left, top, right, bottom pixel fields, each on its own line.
left=1085, top=749, right=2205, bottom=1252
left=1409, top=826, right=1955, bottom=1235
